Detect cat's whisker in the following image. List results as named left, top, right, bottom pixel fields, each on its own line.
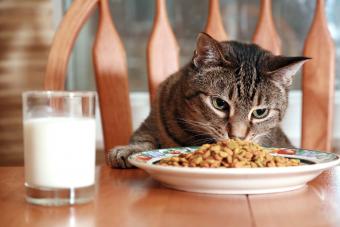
left=188, top=128, right=222, bottom=141
left=190, top=137, right=215, bottom=146
left=176, top=118, right=221, bottom=134
left=174, top=118, right=230, bottom=144
left=163, top=118, right=220, bottom=144
left=185, top=125, right=222, bottom=140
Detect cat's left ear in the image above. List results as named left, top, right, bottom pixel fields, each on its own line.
left=267, top=56, right=311, bottom=87
left=192, top=32, right=229, bottom=68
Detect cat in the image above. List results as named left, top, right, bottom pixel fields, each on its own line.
left=109, top=32, right=309, bottom=168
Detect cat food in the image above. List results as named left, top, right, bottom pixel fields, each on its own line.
left=157, top=139, right=300, bottom=168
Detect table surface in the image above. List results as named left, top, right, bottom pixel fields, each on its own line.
left=1, top=166, right=340, bottom=227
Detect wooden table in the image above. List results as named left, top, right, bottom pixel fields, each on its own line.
left=1, top=166, right=340, bottom=227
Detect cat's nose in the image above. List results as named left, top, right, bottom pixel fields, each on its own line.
left=227, top=121, right=248, bottom=140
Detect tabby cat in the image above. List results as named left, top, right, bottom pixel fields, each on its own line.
left=109, top=32, right=309, bottom=168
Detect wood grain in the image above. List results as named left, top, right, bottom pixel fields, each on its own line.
left=204, top=0, right=228, bottom=41
left=147, top=0, right=180, bottom=101
left=248, top=169, right=340, bottom=226
left=93, top=0, right=132, bottom=164
left=44, top=0, right=98, bottom=90
left=0, top=166, right=254, bottom=227
left=252, top=0, right=281, bottom=55
left=301, top=0, right=335, bottom=152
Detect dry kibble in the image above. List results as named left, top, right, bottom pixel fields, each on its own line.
left=206, top=158, right=216, bottom=164
left=203, top=151, right=211, bottom=158
left=193, top=156, right=203, bottom=164
left=244, top=152, right=253, bottom=160
left=219, top=152, right=228, bottom=158
left=200, top=161, right=210, bottom=168
left=211, top=145, right=221, bottom=152
left=157, top=139, right=301, bottom=168
left=172, top=157, right=179, bottom=162
left=226, top=156, right=232, bottom=163
left=213, top=154, right=223, bottom=161
left=250, top=162, right=258, bottom=168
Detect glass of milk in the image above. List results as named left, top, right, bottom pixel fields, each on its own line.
left=22, top=91, right=96, bottom=206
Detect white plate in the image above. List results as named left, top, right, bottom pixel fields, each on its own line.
left=128, top=147, right=340, bottom=194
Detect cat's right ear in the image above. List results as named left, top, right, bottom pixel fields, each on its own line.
left=267, top=56, right=311, bottom=87
left=192, top=32, right=228, bottom=68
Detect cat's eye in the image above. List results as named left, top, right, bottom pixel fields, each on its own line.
left=211, top=97, right=229, bottom=111
left=252, top=108, right=270, bottom=119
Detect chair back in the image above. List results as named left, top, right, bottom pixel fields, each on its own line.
left=44, top=0, right=336, bottom=164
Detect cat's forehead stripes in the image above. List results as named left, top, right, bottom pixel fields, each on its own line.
left=252, top=89, right=262, bottom=107
left=230, top=61, right=260, bottom=106
left=228, top=85, right=236, bottom=100
left=219, top=42, right=268, bottom=104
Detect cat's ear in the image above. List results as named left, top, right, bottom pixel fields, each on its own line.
left=192, top=32, right=228, bottom=68
left=267, top=56, right=311, bottom=87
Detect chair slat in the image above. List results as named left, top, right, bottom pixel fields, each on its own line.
left=302, top=0, right=335, bottom=152
left=204, top=0, right=228, bottom=41
left=252, top=0, right=281, bottom=55
left=93, top=0, right=132, bottom=163
left=147, top=0, right=180, bottom=101
left=44, top=0, right=98, bottom=89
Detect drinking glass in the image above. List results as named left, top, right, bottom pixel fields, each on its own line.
left=22, top=91, right=96, bottom=206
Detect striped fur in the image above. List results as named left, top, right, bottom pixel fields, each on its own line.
left=109, top=33, right=309, bottom=168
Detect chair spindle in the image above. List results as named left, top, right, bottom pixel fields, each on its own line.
left=302, top=0, right=335, bottom=152
left=252, top=0, right=281, bottom=55
left=147, top=0, right=180, bottom=101
left=93, top=0, right=132, bottom=163
left=204, top=0, right=228, bottom=41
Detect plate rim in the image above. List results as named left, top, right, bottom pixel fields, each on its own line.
left=128, top=147, right=340, bottom=175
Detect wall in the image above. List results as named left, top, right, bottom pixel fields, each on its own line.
left=0, top=0, right=53, bottom=165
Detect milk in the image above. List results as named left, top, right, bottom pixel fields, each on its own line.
left=24, top=117, right=96, bottom=188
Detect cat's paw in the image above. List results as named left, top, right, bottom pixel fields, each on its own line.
left=108, top=145, right=138, bottom=169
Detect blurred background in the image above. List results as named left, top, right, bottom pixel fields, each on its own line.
left=1, top=0, right=339, bottom=165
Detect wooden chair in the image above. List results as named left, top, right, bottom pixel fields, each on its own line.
left=44, top=0, right=335, bottom=165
